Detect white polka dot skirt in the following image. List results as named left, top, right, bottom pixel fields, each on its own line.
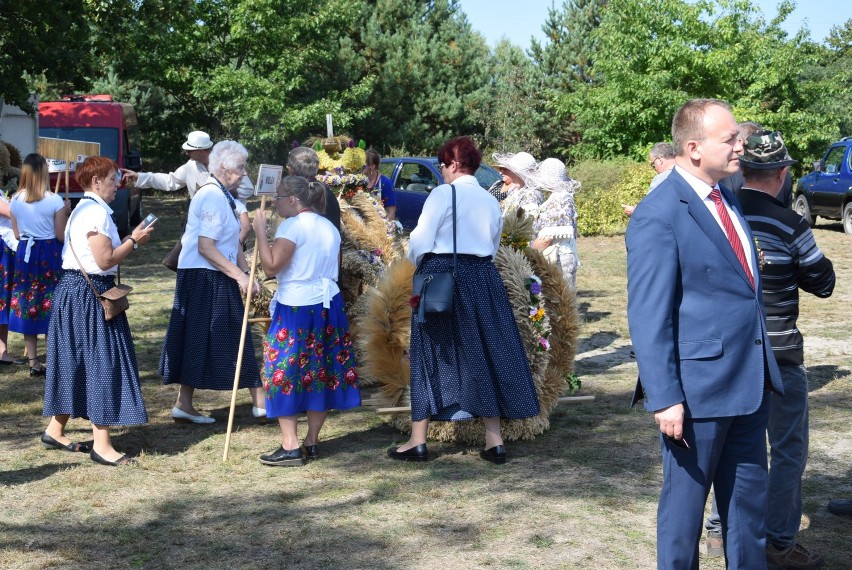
left=159, top=268, right=262, bottom=390
left=44, top=270, right=148, bottom=426
left=409, top=254, right=540, bottom=422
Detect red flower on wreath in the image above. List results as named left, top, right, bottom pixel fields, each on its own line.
left=271, top=369, right=285, bottom=386
left=276, top=327, right=289, bottom=342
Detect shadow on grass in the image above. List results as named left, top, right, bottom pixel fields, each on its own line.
left=807, top=364, right=851, bottom=391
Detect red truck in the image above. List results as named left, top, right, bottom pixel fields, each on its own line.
left=39, top=95, right=144, bottom=236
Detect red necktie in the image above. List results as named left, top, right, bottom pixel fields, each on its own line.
left=709, top=189, right=754, bottom=288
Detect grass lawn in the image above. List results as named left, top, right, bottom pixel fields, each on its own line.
left=1, top=194, right=850, bottom=569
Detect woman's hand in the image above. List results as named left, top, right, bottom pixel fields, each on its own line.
left=531, top=236, right=553, bottom=251
left=130, top=220, right=156, bottom=246
left=252, top=208, right=267, bottom=237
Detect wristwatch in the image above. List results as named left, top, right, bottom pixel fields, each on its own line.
left=129, top=237, right=138, bottom=250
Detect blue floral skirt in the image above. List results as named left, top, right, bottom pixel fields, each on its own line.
left=0, top=238, right=14, bottom=325
left=159, top=268, right=262, bottom=390
left=409, top=253, right=540, bottom=422
left=44, top=270, right=148, bottom=426
left=9, top=238, right=61, bottom=334
left=263, top=293, right=361, bottom=417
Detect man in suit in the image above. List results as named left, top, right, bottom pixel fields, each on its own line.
left=627, top=98, right=783, bottom=569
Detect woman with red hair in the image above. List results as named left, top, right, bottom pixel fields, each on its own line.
left=388, top=136, right=540, bottom=464
left=41, top=156, right=154, bottom=466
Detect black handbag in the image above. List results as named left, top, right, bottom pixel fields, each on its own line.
left=412, top=184, right=456, bottom=324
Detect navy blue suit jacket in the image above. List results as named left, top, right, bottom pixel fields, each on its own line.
left=626, top=168, right=783, bottom=419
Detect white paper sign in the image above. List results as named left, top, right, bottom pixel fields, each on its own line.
left=255, top=164, right=284, bottom=196
left=46, top=159, right=75, bottom=173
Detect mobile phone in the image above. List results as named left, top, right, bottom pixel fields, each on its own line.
left=142, top=213, right=158, bottom=228
left=665, top=434, right=691, bottom=450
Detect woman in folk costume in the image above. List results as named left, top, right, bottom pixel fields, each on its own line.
left=495, top=151, right=542, bottom=215
left=252, top=176, right=360, bottom=467
left=530, top=158, right=580, bottom=289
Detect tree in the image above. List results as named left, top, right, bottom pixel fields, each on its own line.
left=93, top=0, right=374, bottom=165
left=559, top=0, right=837, bottom=166
left=0, top=0, right=94, bottom=112
left=473, top=40, right=548, bottom=157
left=345, top=0, right=491, bottom=154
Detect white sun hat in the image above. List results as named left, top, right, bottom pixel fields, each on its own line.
left=182, top=131, right=214, bottom=151
left=532, top=157, right=580, bottom=194
left=492, top=151, right=537, bottom=183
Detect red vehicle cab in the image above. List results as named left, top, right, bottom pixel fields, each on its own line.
left=38, top=95, right=143, bottom=236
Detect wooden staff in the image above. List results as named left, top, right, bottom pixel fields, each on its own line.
left=64, top=162, right=70, bottom=200
left=54, top=164, right=62, bottom=194
left=223, top=195, right=265, bottom=461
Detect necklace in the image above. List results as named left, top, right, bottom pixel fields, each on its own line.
left=297, top=207, right=313, bottom=214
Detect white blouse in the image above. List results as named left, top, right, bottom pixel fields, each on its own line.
left=407, top=175, right=502, bottom=267
left=273, top=212, right=340, bottom=309
left=62, top=192, right=121, bottom=275
left=178, top=181, right=241, bottom=270
left=0, top=191, right=18, bottom=250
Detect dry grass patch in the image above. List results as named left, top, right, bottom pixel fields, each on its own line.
left=0, top=196, right=849, bottom=569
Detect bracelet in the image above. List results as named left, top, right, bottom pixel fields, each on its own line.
left=128, top=237, right=138, bottom=250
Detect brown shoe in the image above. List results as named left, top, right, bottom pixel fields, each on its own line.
left=705, top=530, right=723, bottom=557
left=766, top=542, right=824, bottom=569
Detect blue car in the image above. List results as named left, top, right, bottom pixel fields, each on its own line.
left=793, top=137, right=852, bottom=234
left=379, top=157, right=502, bottom=230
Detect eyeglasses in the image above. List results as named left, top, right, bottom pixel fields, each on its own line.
left=649, top=157, right=661, bottom=168
left=438, top=161, right=454, bottom=170
left=275, top=194, right=292, bottom=201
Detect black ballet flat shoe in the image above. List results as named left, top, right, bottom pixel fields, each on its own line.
left=90, top=449, right=136, bottom=467
left=387, top=443, right=428, bottom=462
left=259, top=446, right=306, bottom=467
left=40, top=432, right=91, bottom=453
left=28, top=357, right=45, bottom=376
left=303, top=444, right=319, bottom=460
left=480, top=445, right=507, bottom=465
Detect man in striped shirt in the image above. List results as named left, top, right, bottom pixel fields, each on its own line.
left=738, top=130, right=835, bottom=570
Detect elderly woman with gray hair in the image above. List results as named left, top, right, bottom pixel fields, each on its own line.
left=159, top=140, right=265, bottom=424
left=530, top=158, right=581, bottom=289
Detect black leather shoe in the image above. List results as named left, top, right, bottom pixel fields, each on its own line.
left=90, top=449, right=136, bottom=466
left=259, top=446, right=306, bottom=467
left=480, top=445, right=507, bottom=464
left=303, top=444, right=319, bottom=460
left=40, top=432, right=91, bottom=453
left=387, top=443, right=428, bottom=462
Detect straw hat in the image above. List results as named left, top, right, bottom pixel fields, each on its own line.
left=182, top=131, right=214, bottom=151
left=492, top=151, right=537, bottom=182
left=532, top=158, right=580, bottom=194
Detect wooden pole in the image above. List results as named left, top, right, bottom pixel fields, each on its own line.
left=64, top=163, right=70, bottom=200
left=223, top=196, right=265, bottom=462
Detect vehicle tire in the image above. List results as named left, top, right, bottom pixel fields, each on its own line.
left=793, top=194, right=814, bottom=226
left=843, top=202, right=852, bottom=235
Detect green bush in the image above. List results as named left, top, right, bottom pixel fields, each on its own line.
left=572, top=160, right=654, bottom=236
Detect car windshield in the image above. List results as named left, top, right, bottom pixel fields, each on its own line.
left=39, top=127, right=120, bottom=161
left=429, top=159, right=501, bottom=190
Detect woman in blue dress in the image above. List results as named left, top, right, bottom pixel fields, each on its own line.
left=252, top=175, right=361, bottom=467
left=9, top=153, right=68, bottom=375
left=42, top=156, right=155, bottom=466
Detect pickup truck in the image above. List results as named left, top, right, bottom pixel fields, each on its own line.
left=379, top=157, right=501, bottom=230
left=793, top=137, right=852, bottom=234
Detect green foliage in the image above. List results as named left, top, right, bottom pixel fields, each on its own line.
left=573, top=160, right=653, bottom=236
left=346, top=0, right=491, bottom=154
left=474, top=40, right=548, bottom=156
left=559, top=0, right=838, bottom=167
left=0, top=1, right=94, bottom=112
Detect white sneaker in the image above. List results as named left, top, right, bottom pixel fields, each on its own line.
left=252, top=406, right=267, bottom=418
left=170, top=407, right=215, bottom=424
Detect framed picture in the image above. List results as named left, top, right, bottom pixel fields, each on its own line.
left=255, top=164, right=284, bottom=196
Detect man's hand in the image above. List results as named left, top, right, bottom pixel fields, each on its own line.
left=654, top=403, right=684, bottom=440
